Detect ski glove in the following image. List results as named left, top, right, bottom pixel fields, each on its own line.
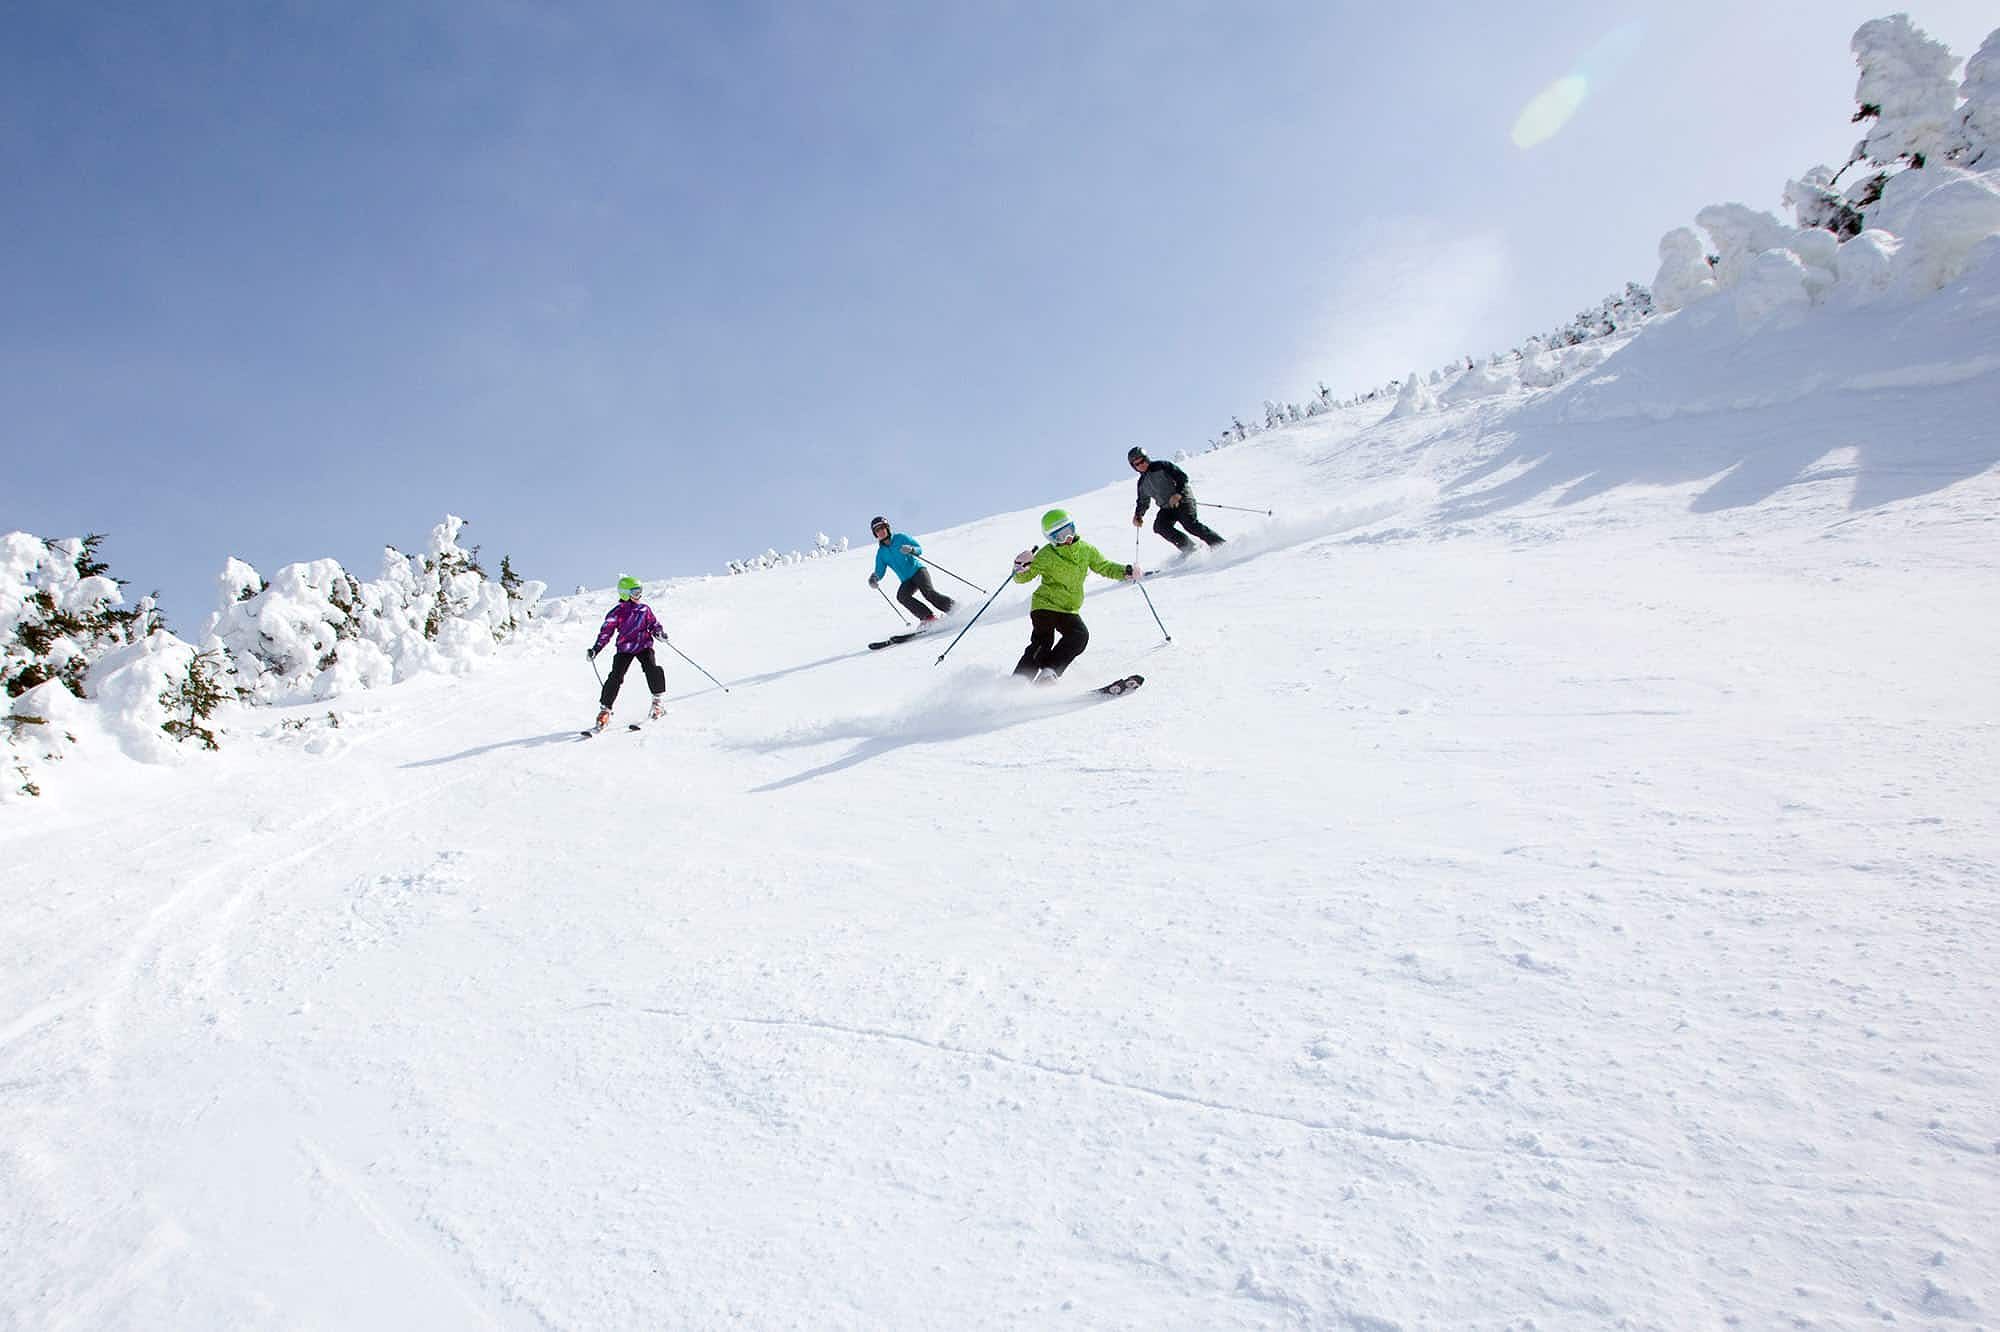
left=1124, top=565, right=1139, bottom=580
left=586, top=646, right=600, bottom=660
left=897, top=544, right=917, bottom=554
left=1168, top=494, right=1182, bottom=508
left=868, top=574, right=881, bottom=587
left=1013, top=548, right=1036, bottom=572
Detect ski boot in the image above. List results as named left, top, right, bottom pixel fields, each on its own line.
left=648, top=695, right=666, bottom=721
left=593, top=707, right=613, bottom=733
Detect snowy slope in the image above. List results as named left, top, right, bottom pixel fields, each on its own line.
left=4, top=263, right=1999, bottom=1327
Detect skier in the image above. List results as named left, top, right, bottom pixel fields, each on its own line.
left=1129, top=447, right=1225, bottom=555
left=585, top=576, right=668, bottom=731
left=1011, top=509, right=1138, bottom=682
left=867, top=515, right=955, bottom=624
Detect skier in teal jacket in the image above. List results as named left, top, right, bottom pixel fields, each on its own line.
left=867, top=515, right=954, bottom=623
left=1010, top=508, right=1137, bottom=681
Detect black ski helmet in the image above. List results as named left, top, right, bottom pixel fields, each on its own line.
left=1127, top=446, right=1148, bottom=464
left=870, top=515, right=890, bottom=537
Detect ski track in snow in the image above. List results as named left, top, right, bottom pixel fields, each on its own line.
left=5, top=324, right=2000, bottom=1327
left=594, top=998, right=1685, bottom=1175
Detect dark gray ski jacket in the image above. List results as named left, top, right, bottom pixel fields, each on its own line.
left=1134, top=459, right=1193, bottom=520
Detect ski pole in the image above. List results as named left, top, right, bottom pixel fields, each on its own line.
left=589, top=653, right=604, bottom=686
left=1135, top=577, right=1172, bottom=644
left=874, top=582, right=911, bottom=625
left=934, top=557, right=1021, bottom=665
left=662, top=637, right=730, bottom=693
left=916, top=557, right=988, bottom=595
left=1200, top=502, right=1274, bottom=516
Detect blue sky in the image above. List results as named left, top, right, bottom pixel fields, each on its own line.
left=4, top=1, right=1995, bottom=626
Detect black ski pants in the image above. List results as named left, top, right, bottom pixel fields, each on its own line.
left=897, top=568, right=954, bottom=620
left=1152, top=498, right=1225, bottom=552
left=600, top=648, right=665, bottom=709
left=1013, top=609, right=1089, bottom=678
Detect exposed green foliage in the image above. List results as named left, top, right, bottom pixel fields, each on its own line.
left=160, top=649, right=228, bottom=751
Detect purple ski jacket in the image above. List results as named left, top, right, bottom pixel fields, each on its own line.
left=593, top=600, right=666, bottom=655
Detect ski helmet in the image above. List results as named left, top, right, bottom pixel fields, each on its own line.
left=617, top=576, right=642, bottom=600
left=870, top=515, right=890, bottom=535
left=1127, top=446, right=1148, bottom=464
left=1040, top=508, right=1075, bottom=540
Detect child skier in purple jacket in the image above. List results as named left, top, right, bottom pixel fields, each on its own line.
left=586, top=576, right=668, bottom=731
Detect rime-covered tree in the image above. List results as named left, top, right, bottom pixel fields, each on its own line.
left=1948, top=27, right=2000, bottom=167
left=1849, top=15, right=1960, bottom=170
left=2, top=533, right=151, bottom=700
left=205, top=514, right=538, bottom=703
left=1784, top=167, right=1867, bottom=239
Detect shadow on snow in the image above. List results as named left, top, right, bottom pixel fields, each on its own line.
left=732, top=675, right=1110, bottom=792
left=401, top=731, right=579, bottom=768
left=1439, top=276, right=2000, bottom=522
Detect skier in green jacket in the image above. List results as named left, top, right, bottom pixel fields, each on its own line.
left=1010, top=508, right=1138, bottom=681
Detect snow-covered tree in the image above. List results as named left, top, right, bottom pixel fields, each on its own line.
left=1693, top=204, right=1796, bottom=288
left=3, top=533, right=241, bottom=793
left=1784, top=166, right=1868, bottom=239
left=1948, top=27, right=2000, bottom=167
left=726, top=532, right=850, bottom=576
left=2, top=533, right=153, bottom=700
left=159, top=648, right=229, bottom=751
left=1386, top=371, right=1437, bottom=419
left=1850, top=14, right=1961, bottom=170
left=204, top=514, right=539, bottom=704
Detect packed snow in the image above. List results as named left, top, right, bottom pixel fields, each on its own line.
left=7, top=228, right=1998, bottom=1324
left=5, top=14, right=1999, bottom=1328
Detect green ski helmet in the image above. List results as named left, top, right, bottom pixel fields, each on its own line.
left=1040, top=508, right=1077, bottom=543
left=617, top=576, right=643, bottom=601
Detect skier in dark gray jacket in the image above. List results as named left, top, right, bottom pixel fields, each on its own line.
left=1129, top=447, right=1225, bottom=553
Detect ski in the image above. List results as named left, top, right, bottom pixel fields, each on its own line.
left=1095, top=674, right=1145, bottom=697
left=578, top=721, right=647, bottom=738
left=868, top=624, right=947, bottom=650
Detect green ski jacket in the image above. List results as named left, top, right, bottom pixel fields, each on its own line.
left=1013, top=539, right=1130, bottom=613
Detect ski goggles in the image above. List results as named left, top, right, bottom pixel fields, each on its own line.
left=1046, top=520, right=1077, bottom=544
